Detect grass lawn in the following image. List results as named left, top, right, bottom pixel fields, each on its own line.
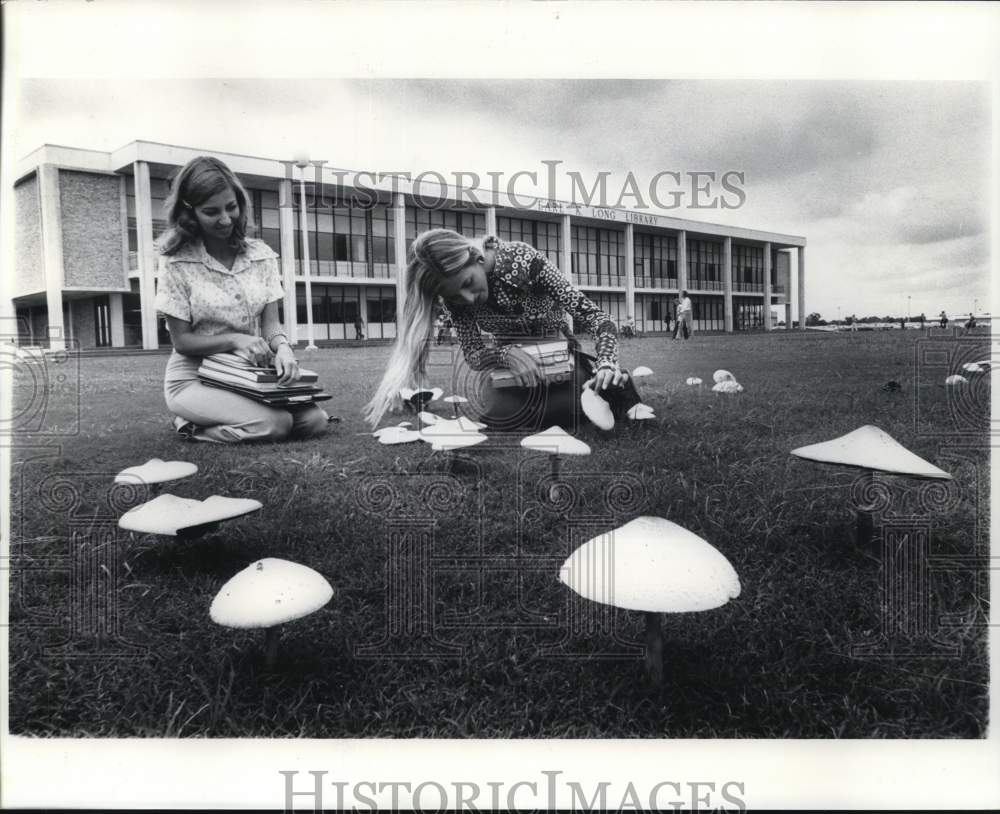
left=7, top=329, right=991, bottom=737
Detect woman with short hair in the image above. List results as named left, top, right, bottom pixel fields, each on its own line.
left=154, top=156, right=329, bottom=443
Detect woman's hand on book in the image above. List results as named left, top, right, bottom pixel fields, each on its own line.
left=273, top=343, right=300, bottom=386
left=231, top=334, right=271, bottom=366
left=504, top=346, right=545, bottom=388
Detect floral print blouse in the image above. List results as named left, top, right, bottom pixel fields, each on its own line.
left=444, top=236, right=619, bottom=371
left=154, top=238, right=284, bottom=382
left=154, top=238, right=284, bottom=335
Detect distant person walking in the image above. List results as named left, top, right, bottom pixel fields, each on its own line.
left=939, top=311, right=949, bottom=330
left=964, top=313, right=977, bottom=334
left=918, top=312, right=926, bottom=329
left=354, top=314, right=365, bottom=340
left=675, top=290, right=693, bottom=340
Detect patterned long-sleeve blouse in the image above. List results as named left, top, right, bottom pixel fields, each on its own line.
left=444, top=237, right=619, bottom=371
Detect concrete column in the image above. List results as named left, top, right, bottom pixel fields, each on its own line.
left=560, top=214, right=573, bottom=283
left=722, top=236, right=733, bottom=333
left=676, top=230, right=687, bottom=292
left=797, top=246, right=806, bottom=331
left=485, top=205, right=497, bottom=237
left=134, top=161, right=159, bottom=349
left=393, top=193, right=407, bottom=317
left=109, top=293, right=126, bottom=347
left=38, top=165, right=66, bottom=351
left=624, top=223, right=635, bottom=325
left=785, top=302, right=792, bottom=331
left=297, top=178, right=317, bottom=349
left=560, top=214, right=573, bottom=332
left=762, top=242, right=773, bottom=332
left=278, top=178, right=299, bottom=344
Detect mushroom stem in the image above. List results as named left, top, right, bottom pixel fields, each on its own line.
left=856, top=469, right=876, bottom=547
left=452, top=403, right=460, bottom=419
left=856, top=509, right=874, bottom=548
left=548, top=456, right=563, bottom=503
left=264, top=627, right=280, bottom=669
left=643, top=611, right=665, bottom=687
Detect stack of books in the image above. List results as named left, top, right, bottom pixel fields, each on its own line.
left=489, top=340, right=574, bottom=389
left=197, top=352, right=331, bottom=406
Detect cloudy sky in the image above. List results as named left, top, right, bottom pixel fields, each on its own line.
left=15, top=77, right=991, bottom=320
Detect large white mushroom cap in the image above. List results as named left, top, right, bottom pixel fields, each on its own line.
left=376, top=426, right=422, bottom=445
left=443, top=395, right=469, bottom=404
left=790, top=424, right=952, bottom=479
left=418, top=417, right=487, bottom=442
left=960, top=363, right=984, bottom=374
left=430, top=433, right=488, bottom=451
left=210, top=558, right=333, bottom=629
left=632, top=366, right=653, bottom=378
left=521, top=426, right=592, bottom=456
left=713, top=370, right=735, bottom=384
left=581, top=387, right=615, bottom=430
left=115, top=458, right=198, bottom=486
left=945, top=374, right=968, bottom=385
left=559, top=516, right=741, bottom=613
left=119, top=494, right=263, bottom=536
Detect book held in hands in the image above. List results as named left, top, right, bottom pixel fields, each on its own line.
left=197, top=352, right=331, bottom=405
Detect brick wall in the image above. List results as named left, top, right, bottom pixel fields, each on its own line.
left=69, top=299, right=98, bottom=349
left=15, top=177, right=44, bottom=295
left=60, top=171, right=127, bottom=289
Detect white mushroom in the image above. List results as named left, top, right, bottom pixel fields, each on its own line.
left=632, top=366, right=653, bottom=378
left=210, top=558, right=333, bottom=668
left=119, top=494, right=263, bottom=538
left=559, top=516, right=741, bottom=686
left=418, top=417, right=487, bottom=442
left=521, top=426, right=591, bottom=482
left=960, top=363, right=984, bottom=375
left=521, top=426, right=592, bottom=457
left=790, top=424, right=951, bottom=546
left=443, top=394, right=469, bottom=417
left=429, top=433, right=488, bottom=452
left=377, top=426, right=422, bottom=445
left=713, top=370, right=735, bottom=384
left=712, top=380, right=744, bottom=394
left=115, top=459, right=198, bottom=493
left=580, top=386, right=615, bottom=431
left=626, top=403, right=656, bottom=420
left=945, top=374, right=968, bottom=385
left=685, top=377, right=703, bottom=386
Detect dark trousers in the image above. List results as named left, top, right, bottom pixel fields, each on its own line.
left=475, top=349, right=643, bottom=433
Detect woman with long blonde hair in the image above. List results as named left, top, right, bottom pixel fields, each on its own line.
left=364, top=228, right=640, bottom=431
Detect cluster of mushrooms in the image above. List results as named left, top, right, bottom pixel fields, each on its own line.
left=108, top=346, right=959, bottom=686
left=115, top=459, right=333, bottom=668
left=684, top=369, right=745, bottom=393
left=945, top=358, right=991, bottom=386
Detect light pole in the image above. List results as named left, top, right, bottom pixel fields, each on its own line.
left=973, top=298, right=978, bottom=317
left=295, top=155, right=318, bottom=351
left=907, top=295, right=911, bottom=322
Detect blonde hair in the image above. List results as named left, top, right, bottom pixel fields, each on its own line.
left=363, top=229, right=482, bottom=427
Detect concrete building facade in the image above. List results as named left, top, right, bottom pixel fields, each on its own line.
left=10, top=141, right=806, bottom=350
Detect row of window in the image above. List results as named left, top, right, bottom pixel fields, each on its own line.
left=126, top=178, right=785, bottom=290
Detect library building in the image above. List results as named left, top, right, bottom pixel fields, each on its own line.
left=10, top=141, right=807, bottom=350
